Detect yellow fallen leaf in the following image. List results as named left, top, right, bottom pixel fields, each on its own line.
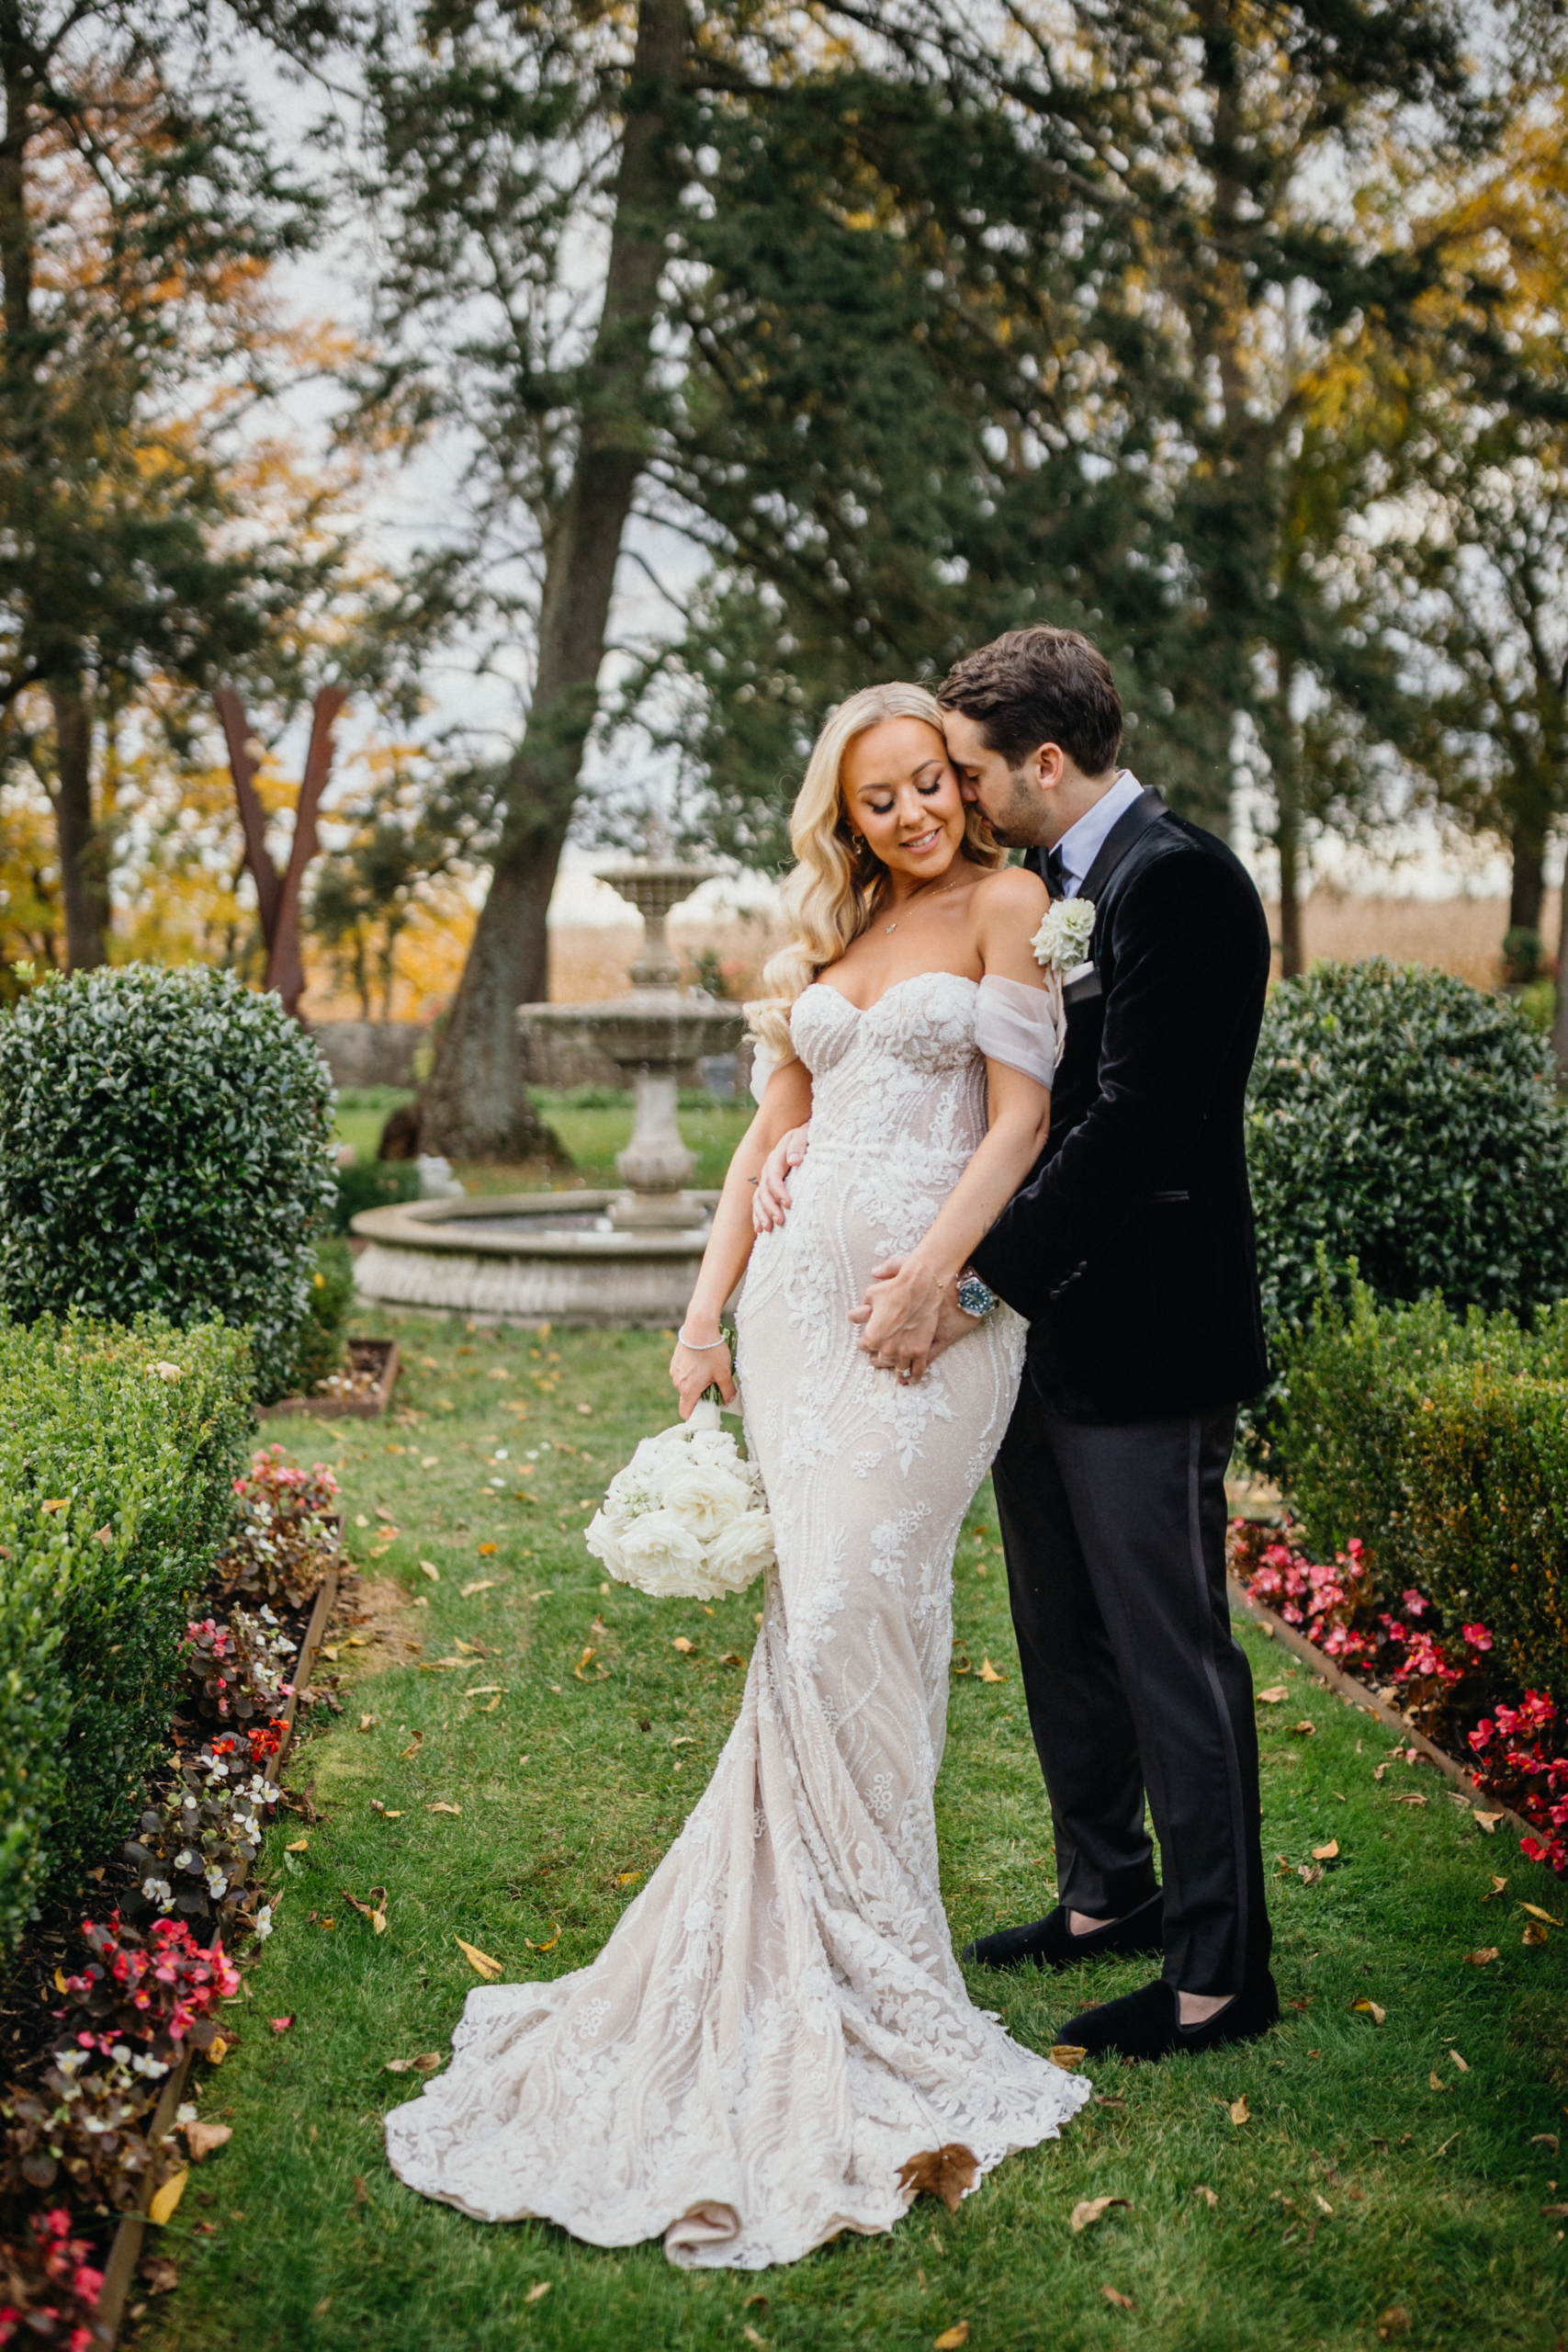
left=478, top=1541, right=499, bottom=1555
left=976, top=1657, right=1007, bottom=1683
left=480, top=1695, right=500, bottom=1713
left=320, top=1645, right=340, bottom=1662
left=1523, top=1919, right=1550, bottom=1946
left=462, top=1685, right=503, bottom=1698
left=1521, top=1902, right=1564, bottom=1927
left=1473, top=1811, right=1504, bottom=1834
left=1351, top=1998, right=1387, bottom=2025
left=573, top=1646, right=598, bottom=1678
left=616, top=1870, right=642, bottom=1887
left=933, top=2328, right=969, bottom=2351
left=358, top=1713, right=378, bottom=1733
left=346, top=1635, right=368, bottom=1647
left=53, top=1967, right=68, bottom=1994
left=420, top=1560, right=441, bottom=1582
left=1429, top=2069, right=1448, bottom=2091
left=460, top=1579, right=498, bottom=1598
left=1313, top=1839, right=1339, bottom=1861
left=148, top=2167, right=188, bottom=2225
left=1048, top=2044, right=1088, bottom=2070
left=39, top=1498, right=69, bottom=1514
left=671, top=1636, right=694, bottom=1654
left=525, top=1923, right=560, bottom=1952
left=1070, top=2195, right=1132, bottom=2232
left=1256, top=1686, right=1288, bottom=1703
left=455, top=1936, right=502, bottom=1979
left=525, top=2281, right=551, bottom=2303
left=205, top=2035, right=229, bottom=2065
left=454, top=1638, right=483, bottom=1655
left=1449, top=2048, right=1469, bottom=2072
left=186, top=2120, right=232, bottom=2162
left=1229, top=2095, right=1250, bottom=2126
left=430, top=1801, right=462, bottom=1815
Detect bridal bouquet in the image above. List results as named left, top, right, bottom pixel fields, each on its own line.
left=585, top=1397, right=775, bottom=1600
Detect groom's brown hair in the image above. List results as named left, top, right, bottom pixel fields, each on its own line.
left=938, top=626, right=1122, bottom=776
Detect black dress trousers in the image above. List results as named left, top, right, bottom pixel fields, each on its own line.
left=989, top=1376, right=1270, bottom=1997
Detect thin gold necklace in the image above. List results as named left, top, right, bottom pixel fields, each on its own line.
left=883, top=866, right=962, bottom=934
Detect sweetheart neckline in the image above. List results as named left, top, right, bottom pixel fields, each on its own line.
left=804, top=970, right=982, bottom=1019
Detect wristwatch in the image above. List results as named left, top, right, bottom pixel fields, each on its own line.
left=955, top=1270, right=997, bottom=1320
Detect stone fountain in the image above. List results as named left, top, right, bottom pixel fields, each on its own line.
left=351, top=862, right=748, bottom=1327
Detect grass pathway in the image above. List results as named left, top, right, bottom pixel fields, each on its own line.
left=146, top=1317, right=1568, bottom=2352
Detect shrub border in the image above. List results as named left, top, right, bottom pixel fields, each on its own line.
left=1227, top=1577, right=1538, bottom=1849
left=93, top=1560, right=341, bottom=2342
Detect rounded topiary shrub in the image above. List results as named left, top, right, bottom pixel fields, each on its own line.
left=0, top=964, right=337, bottom=1399
left=1247, top=957, right=1568, bottom=1337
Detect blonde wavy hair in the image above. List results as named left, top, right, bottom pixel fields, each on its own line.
left=745, top=682, right=1005, bottom=1062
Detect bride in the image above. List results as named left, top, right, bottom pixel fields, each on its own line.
left=384, top=683, right=1090, bottom=2267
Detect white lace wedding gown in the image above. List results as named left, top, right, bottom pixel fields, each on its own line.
left=384, top=970, right=1090, bottom=2267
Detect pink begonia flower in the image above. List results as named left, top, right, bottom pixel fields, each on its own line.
left=1462, top=1623, right=1494, bottom=1651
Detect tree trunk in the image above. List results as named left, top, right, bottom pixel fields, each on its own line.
left=1276, top=794, right=1303, bottom=979
left=418, top=0, right=688, bottom=1161
left=49, top=678, right=107, bottom=968
left=1508, top=827, right=1545, bottom=937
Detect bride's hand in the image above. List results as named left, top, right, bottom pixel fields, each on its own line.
left=669, top=1330, right=735, bottom=1420
left=850, top=1256, right=944, bottom=1385
left=753, top=1125, right=809, bottom=1233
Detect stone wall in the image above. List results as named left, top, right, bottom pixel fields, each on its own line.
left=310, top=1021, right=428, bottom=1090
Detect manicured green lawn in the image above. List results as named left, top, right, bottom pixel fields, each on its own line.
left=332, top=1089, right=753, bottom=1194
left=144, top=1319, right=1568, bottom=2352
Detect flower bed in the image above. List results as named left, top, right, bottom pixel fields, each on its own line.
left=1, top=1444, right=342, bottom=2345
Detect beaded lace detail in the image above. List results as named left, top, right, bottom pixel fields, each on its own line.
left=384, top=968, right=1089, bottom=2268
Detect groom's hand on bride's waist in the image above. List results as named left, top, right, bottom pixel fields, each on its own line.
left=851, top=1257, right=978, bottom=1384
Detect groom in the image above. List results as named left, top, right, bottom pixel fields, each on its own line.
left=867, top=625, right=1274, bottom=2059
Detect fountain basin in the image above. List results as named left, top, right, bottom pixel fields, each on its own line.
left=351, top=1192, right=719, bottom=1327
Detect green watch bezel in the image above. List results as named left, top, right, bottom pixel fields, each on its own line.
left=956, top=1272, right=997, bottom=1319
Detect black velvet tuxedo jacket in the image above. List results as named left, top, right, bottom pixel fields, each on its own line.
left=968, top=788, right=1270, bottom=1425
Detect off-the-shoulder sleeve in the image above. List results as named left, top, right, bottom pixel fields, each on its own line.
left=975, top=973, right=1060, bottom=1089
left=750, top=1039, right=782, bottom=1104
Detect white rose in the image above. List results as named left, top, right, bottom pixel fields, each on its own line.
left=616, top=1510, right=712, bottom=1598
left=703, top=1510, right=774, bottom=1592
left=584, top=1509, right=630, bottom=1580
left=1031, top=896, right=1097, bottom=975
left=661, top=1458, right=755, bottom=1542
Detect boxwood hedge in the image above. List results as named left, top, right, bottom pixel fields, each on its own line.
left=0, top=1317, right=252, bottom=1962
left=1247, top=959, right=1568, bottom=1340
left=0, top=965, right=337, bottom=1401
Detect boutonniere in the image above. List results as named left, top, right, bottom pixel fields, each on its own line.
left=1032, top=897, right=1096, bottom=976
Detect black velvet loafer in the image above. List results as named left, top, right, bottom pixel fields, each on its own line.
left=1058, top=1972, right=1280, bottom=2062
left=961, top=1890, right=1164, bottom=1973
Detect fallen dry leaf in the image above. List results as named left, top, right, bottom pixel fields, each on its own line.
left=1484, top=1875, right=1508, bottom=1901
left=148, top=2168, right=188, bottom=2226
left=1298, top=1865, right=1323, bottom=1886
left=385, top=2053, right=444, bottom=2075
left=932, top=2326, right=969, bottom=2351
left=1521, top=1902, right=1564, bottom=1927
left=342, top=1886, right=389, bottom=1934
left=1352, top=1998, right=1387, bottom=2026
left=461, top=1579, right=498, bottom=1598
left=185, top=2122, right=231, bottom=2163
left=976, top=1657, right=1007, bottom=1682
left=400, top=1732, right=424, bottom=1760
left=615, top=1870, right=642, bottom=1887
left=1429, top=2070, right=1448, bottom=2091
left=1377, top=2307, right=1410, bottom=2341
left=897, top=2144, right=978, bottom=2214
left=1192, top=2185, right=1219, bottom=2209
left=718, top=1650, right=746, bottom=1668
left=140, top=2256, right=178, bottom=2294
left=1542, top=2203, right=1568, bottom=2221
left=1449, top=2048, right=1469, bottom=2072
left=419, top=1560, right=441, bottom=1583
left=525, top=1923, right=560, bottom=1952
left=206, top=2035, right=230, bottom=2065
left=478, top=1541, right=499, bottom=1555
left=1292, top=1720, right=1316, bottom=1736
left=462, top=1684, right=503, bottom=1699
left=286, top=1837, right=309, bottom=1853
left=1070, top=2195, right=1132, bottom=2232
left=1373, top=1763, right=1387, bottom=1781
left=573, top=1646, right=602, bottom=1679
left=1313, top=1839, right=1339, bottom=1861
left=1049, top=2044, right=1088, bottom=2071
left=1523, top=1919, right=1551, bottom=1946
left=1229, top=2095, right=1250, bottom=2127
left=525, top=2280, right=551, bottom=2302
left=455, top=1936, right=502, bottom=1979
left=430, top=1801, right=462, bottom=1815
left=1103, top=2287, right=1136, bottom=2311
left=1530, top=2132, right=1560, bottom=2154
left=1256, top=1686, right=1288, bottom=1704
left=1472, top=1811, right=1504, bottom=1834
left=352, top=2175, right=368, bottom=2207
left=1465, top=1947, right=1500, bottom=1965
left=671, top=1635, right=694, bottom=1654
left=358, top=1713, right=378, bottom=1733
left=743, top=2328, right=767, bottom=2348
left=1391, top=1792, right=1428, bottom=1808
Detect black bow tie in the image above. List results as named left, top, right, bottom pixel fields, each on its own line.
left=1044, top=846, right=1068, bottom=901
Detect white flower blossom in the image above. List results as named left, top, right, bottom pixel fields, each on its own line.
left=615, top=1510, right=711, bottom=1599
left=175, top=2102, right=198, bottom=2125
left=703, top=1510, right=775, bottom=1594
left=143, top=1878, right=174, bottom=1909
left=1031, top=896, right=1097, bottom=975
left=254, top=1905, right=275, bottom=1941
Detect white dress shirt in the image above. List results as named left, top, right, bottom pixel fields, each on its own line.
left=1052, top=770, right=1145, bottom=899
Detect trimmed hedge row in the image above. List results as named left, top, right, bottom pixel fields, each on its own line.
left=0, top=1317, right=253, bottom=1962
left=1274, top=1280, right=1568, bottom=1704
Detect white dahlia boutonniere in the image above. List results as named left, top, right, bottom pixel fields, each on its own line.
left=1032, top=896, right=1097, bottom=976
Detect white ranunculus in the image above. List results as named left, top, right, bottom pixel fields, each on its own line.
left=584, top=1509, right=630, bottom=1581
left=661, top=1457, right=755, bottom=1542
left=615, top=1509, right=711, bottom=1598
left=1032, top=896, right=1097, bottom=975
left=703, top=1509, right=775, bottom=1592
